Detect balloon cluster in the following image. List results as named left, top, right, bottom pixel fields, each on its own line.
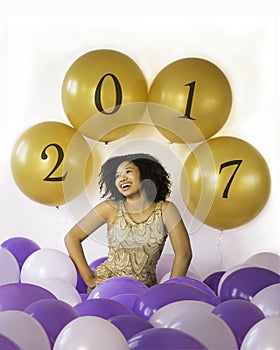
left=10, top=49, right=271, bottom=229
left=11, top=49, right=149, bottom=207
left=0, top=237, right=279, bottom=350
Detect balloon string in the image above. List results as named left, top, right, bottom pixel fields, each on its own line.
left=54, top=205, right=61, bottom=248
left=216, top=230, right=224, bottom=269
left=104, top=141, right=110, bottom=159
left=167, top=140, right=173, bottom=149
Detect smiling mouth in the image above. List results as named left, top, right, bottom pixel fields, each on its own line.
left=121, top=183, right=131, bottom=190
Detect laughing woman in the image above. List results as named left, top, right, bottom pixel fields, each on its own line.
left=64, top=153, right=192, bottom=292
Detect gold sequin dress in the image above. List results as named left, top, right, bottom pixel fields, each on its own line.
left=94, top=200, right=167, bottom=287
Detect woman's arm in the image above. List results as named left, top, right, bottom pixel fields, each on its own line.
left=64, top=200, right=116, bottom=289
left=162, top=201, right=192, bottom=278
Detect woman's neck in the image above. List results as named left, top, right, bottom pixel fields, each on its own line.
left=124, top=194, right=153, bottom=213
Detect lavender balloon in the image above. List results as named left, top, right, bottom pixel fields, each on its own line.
left=240, top=316, right=280, bottom=350
left=169, top=310, right=238, bottom=350
left=0, top=247, right=20, bottom=286
left=251, top=283, right=280, bottom=317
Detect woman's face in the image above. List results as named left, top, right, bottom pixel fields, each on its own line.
left=115, top=161, right=142, bottom=199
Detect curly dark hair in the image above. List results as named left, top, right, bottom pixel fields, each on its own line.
left=99, top=153, right=171, bottom=202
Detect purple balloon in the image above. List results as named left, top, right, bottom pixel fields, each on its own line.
left=212, top=299, right=265, bottom=347
left=128, top=328, right=207, bottom=349
left=24, top=299, right=79, bottom=347
left=1, top=237, right=40, bottom=269
left=111, top=293, right=139, bottom=309
left=220, top=267, right=280, bottom=302
left=88, top=276, right=148, bottom=299
left=76, top=271, right=87, bottom=294
left=164, top=277, right=219, bottom=305
left=133, top=282, right=215, bottom=320
left=203, top=270, right=226, bottom=295
left=0, top=333, right=22, bottom=350
left=89, top=256, right=108, bottom=271
left=0, top=283, right=56, bottom=311
left=108, top=315, right=154, bottom=340
left=74, top=298, right=135, bottom=319
left=79, top=293, right=88, bottom=302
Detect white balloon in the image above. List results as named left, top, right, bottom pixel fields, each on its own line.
left=244, top=252, right=280, bottom=275
left=53, top=316, right=129, bottom=350
left=0, top=247, right=20, bottom=286
left=169, top=310, right=238, bottom=350
left=21, top=248, right=77, bottom=286
left=159, top=269, right=200, bottom=284
left=37, top=278, right=82, bottom=307
left=240, top=316, right=280, bottom=350
left=156, top=254, right=175, bottom=281
left=149, top=299, right=214, bottom=327
left=159, top=271, right=172, bottom=283
left=0, top=310, right=51, bottom=350
left=156, top=254, right=201, bottom=282
left=252, top=283, right=280, bottom=317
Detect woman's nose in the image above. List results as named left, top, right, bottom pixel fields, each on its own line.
left=120, top=172, right=127, bottom=180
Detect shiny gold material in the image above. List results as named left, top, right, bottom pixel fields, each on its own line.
left=180, top=136, right=271, bottom=230
left=61, top=49, right=148, bottom=142
left=148, top=57, right=232, bottom=143
left=11, top=122, right=93, bottom=206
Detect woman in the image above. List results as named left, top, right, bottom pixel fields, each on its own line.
left=65, top=153, right=192, bottom=292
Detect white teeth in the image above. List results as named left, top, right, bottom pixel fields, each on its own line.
left=121, top=183, right=130, bottom=189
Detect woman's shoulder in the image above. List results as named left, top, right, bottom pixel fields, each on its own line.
left=161, top=200, right=178, bottom=211
left=161, top=200, right=181, bottom=221
left=93, top=200, right=119, bottom=221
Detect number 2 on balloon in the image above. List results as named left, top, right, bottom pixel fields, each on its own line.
left=41, top=143, right=68, bottom=182
left=219, top=160, right=243, bottom=198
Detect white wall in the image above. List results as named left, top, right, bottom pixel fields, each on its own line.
left=2, top=2, right=279, bottom=279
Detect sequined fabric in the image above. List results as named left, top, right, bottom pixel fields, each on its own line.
left=94, top=200, right=167, bottom=287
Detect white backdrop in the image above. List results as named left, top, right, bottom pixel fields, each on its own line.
left=2, top=2, right=280, bottom=279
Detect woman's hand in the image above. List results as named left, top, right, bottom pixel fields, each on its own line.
left=86, top=274, right=107, bottom=294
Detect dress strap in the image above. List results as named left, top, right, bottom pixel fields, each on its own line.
left=118, top=200, right=125, bottom=216
left=155, top=200, right=162, bottom=211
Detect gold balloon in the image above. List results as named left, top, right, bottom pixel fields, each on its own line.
left=148, top=57, right=232, bottom=143
left=180, top=136, right=271, bottom=230
left=61, top=49, right=148, bottom=142
left=11, top=122, right=93, bottom=206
